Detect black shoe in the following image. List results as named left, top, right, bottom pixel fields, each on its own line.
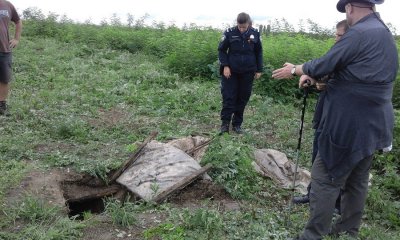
left=292, top=195, right=309, bottom=204
left=219, top=123, right=229, bottom=135
left=0, top=101, right=9, bottom=116
left=232, top=125, right=243, bottom=134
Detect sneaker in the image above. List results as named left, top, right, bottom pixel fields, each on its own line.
left=219, top=123, right=229, bottom=135
left=292, top=195, right=309, bottom=204
left=232, top=125, right=243, bottom=134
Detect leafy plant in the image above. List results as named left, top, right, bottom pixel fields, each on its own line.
left=201, top=136, right=263, bottom=200
left=143, top=223, right=185, bottom=240
left=104, top=199, right=137, bottom=227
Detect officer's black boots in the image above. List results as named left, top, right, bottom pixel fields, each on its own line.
left=232, top=125, right=243, bottom=134
left=219, top=122, right=230, bottom=135
left=220, top=122, right=245, bottom=135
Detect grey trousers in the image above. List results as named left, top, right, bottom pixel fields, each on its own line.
left=300, top=153, right=373, bottom=240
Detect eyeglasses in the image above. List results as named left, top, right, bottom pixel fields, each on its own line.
left=350, top=3, right=373, bottom=10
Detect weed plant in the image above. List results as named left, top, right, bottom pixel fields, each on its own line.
left=0, top=195, right=85, bottom=239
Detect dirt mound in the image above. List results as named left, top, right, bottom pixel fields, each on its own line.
left=5, top=169, right=68, bottom=210
left=3, top=168, right=238, bottom=240
left=5, top=168, right=236, bottom=214
left=169, top=179, right=239, bottom=211
left=3, top=168, right=123, bottom=217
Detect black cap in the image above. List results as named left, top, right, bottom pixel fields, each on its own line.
left=336, top=0, right=384, bottom=13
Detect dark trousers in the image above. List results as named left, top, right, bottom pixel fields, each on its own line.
left=308, top=129, right=341, bottom=211
left=300, top=153, right=373, bottom=240
left=0, top=52, right=12, bottom=84
left=220, top=72, right=254, bottom=127
left=312, top=129, right=322, bottom=164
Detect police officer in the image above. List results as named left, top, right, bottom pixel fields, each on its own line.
left=218, top=12, right=263, bottom=134
left=272, top=0, right=398, bottom=239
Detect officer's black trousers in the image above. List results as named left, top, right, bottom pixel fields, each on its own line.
left=220, top=72, right=254, bottom=127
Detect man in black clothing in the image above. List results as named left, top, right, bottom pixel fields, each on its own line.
left=272, top=0, right=398, bottom=238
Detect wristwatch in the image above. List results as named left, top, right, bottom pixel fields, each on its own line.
left=291, top=65, right=296, bottom=76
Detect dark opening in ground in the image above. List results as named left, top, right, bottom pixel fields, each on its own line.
left=67, top=198, right=105, bottom=219
left=60, top=176, right=122, bottom=219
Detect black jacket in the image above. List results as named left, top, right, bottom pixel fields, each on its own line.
left=303, top=13, right=398, bottom=179
left=218, top=26, right=263, bottom=74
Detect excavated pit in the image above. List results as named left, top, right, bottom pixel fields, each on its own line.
left=60, top=175, right=124, bottom=219
left=5, top=168, right=238, bottom=225
left=67, top=198, right=105, bottom=219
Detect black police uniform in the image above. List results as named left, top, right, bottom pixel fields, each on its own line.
left=218, top=26, right=263, bottom=129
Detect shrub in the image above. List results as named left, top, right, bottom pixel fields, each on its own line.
left=201, top=136, right=263, bottom=199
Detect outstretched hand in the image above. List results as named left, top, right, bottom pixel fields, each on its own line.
left=272, top=62, right=295, bottom=79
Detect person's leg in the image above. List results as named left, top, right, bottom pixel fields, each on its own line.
left=331, top=155, right=373, bottom=237
left=300, top=154, right=343, bottom=240
left=220, top=73, right=239, bottom=132
left=0, top=53, right=12, bottom=115
left=0, top=82, right=9, bottom=101
left=294, top=129, right=322, bottom=204
left=335, top=191, right=342, bottom=215
left=232, top=72, right=254, bottom=129
left=313, top=129, right=342, bottom=214
left=312, top=129, right=321, bottom=164
left=0, top=83, right=8, bottom=115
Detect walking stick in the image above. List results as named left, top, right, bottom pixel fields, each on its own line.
left=286, top=85, right=309, bottom=227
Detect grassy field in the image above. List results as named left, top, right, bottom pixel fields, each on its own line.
left=0, top=22, right=399, bottom=240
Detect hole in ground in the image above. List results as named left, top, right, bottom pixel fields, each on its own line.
left=67, top=198, right=105, bottom=219
left=60, top=176, right=122, bottom=220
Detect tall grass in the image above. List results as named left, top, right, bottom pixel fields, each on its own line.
left=19, top=8, right=400, bottom=105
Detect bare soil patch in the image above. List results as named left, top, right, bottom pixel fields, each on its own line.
left=5, top=168, right=69, bottom=210
left=33, top=142, right=76, bottom=154
left=168, top=179, right=240, bottom=211
left=81, top=212, right=168, bottom=240
left=4, top=167, right=238, bottom=239
left=87, top=108, right=130, bottom=129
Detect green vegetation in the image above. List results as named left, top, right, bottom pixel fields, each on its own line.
left=104, top=198, right=144, bottom=227
left=0, top=195, right=85, bottom=239
left=144, top=204, right=306, bottom=239
left=0, top=9, right=398, bottom=239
